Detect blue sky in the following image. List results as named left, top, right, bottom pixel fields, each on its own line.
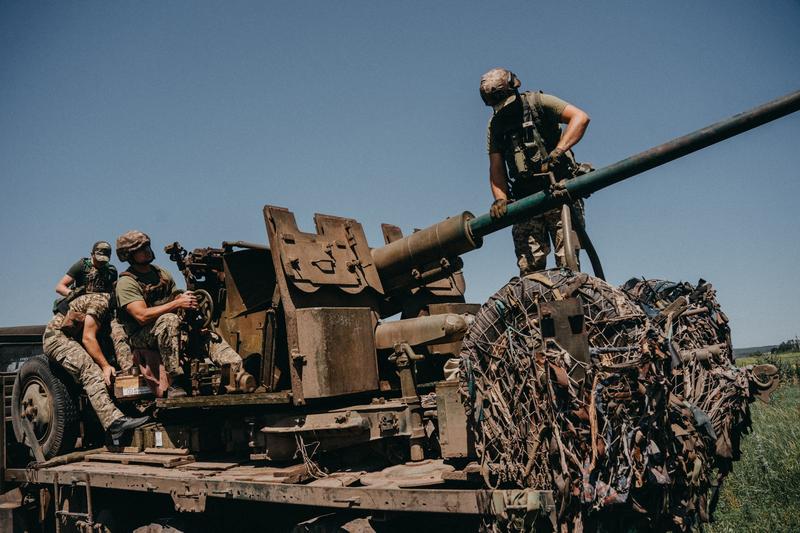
left=1, top=1, right=798, bottom=347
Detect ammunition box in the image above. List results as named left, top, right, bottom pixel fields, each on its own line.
left=143, top=423, right=222, bottom=453
left=114, top=374, right=155, bottom=401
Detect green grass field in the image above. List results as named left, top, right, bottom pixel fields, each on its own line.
left=707, top=382, right=800, bottom=532
left=736, top=351, right=800, bottom=367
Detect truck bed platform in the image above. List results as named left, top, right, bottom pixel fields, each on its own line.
left=5, top=453, right=554, bottom=517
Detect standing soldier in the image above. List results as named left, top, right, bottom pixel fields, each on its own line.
left=114, top=231, right=246, bottom=398
left=53, top=241, right=135, bottom=373
left=480, top=67, right=592, bottom=274
left=43, top=293, right=150, bottom=439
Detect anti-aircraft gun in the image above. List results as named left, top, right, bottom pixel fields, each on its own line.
left=4, top=90, right=798, bottom=531
left=125, top=89, right=799, bottom=462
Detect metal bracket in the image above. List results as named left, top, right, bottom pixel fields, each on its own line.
left=171, top=490, right=207, bottom=513
left=20, top=415, right=46, bottom=463
left=538, top=298, right=590, bottom=381
left=489, top=489, right=556, bottom=529
left=53, top=474, right=97, bottom=533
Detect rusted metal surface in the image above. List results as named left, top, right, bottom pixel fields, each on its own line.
left=372, top=213, right=480, bottom=293
left=219, top=248, right=276, bottom=374
left=425, top=303, right=480, bottom=358
left=5, top=463, right=554, bottom=516
left=374, top=313, right=469, bottom=350
left=155, top=390, right=290, bottom=409
left=86, top=452, right=195, bottom=468
left=20, top=416, right=45, bottom=463
left=265, top=206, right=383, bottom=295
left=436, top=380, right=472, bottom=459
left=255, top=399, right=414, bottom=461
left=263, top=206, right=386, bottom=405
left=295, top=307, right=378, bottom=398
left=538, top=298, right=589, bottom=380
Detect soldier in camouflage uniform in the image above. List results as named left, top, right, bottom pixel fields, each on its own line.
left=480, top=67, right=592, bottom=274
left=43, top=293, right=149, bottom=439
left=114, top=231, right=244, bottom=398
left=54, top=241, right=135, bottom=373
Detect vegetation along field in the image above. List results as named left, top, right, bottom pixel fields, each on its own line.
left=708, top=352, right=800, bottom=532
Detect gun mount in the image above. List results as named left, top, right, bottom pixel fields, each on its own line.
left=156, top=88, right=799, bottom=436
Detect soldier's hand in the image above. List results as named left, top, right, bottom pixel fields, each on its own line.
left=102, top=365, right=116, bottom=387
left=175, top=291, right=198, bottom=310
left=490, top=198, right=508, bottom=219
left=545, top=148, right=566, bottom=173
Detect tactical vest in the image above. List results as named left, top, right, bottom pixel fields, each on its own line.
left=52, top=259, right=117, bottom=314
left=500, top=91, right=567, bottom=200
left=75, top=258, right=117, bottom=294
left=120, top=267, right=173, bottom=308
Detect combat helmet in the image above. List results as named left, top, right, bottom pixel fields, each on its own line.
left=480, top=67, right=521, bottom=112
left=116, top=230, right=151, bottom=262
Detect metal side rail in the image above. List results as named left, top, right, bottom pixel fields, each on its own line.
left=5, top=462, right=554, bottom=517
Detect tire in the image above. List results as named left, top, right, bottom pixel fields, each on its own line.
left=11, top=355, right=80, bottom=459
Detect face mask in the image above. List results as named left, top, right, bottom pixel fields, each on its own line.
left=93, top=252, right=111, bottom=264
left=491, top=98, right=524, bottom=133
left=92, top=243, right=112, bottom=266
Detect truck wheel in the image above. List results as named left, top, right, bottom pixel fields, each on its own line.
left=11, top=355, right=79, bottom=460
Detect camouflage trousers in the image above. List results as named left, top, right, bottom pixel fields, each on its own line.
left=42, top=326, right=123, bottom=430
left=110, top=318, right=134, bottom=373
left=127, top=313, right=242, bottom=378
left=511, top=200, right=585, bottom=275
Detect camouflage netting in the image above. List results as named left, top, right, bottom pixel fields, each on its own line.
left=459, top=271, right=776, bottom=531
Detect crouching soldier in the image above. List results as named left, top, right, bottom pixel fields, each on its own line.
left=114, top=230, right=246, bottom=398
left=43, top=293, right=150, bottom=440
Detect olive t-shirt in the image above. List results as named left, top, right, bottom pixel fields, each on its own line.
left=65, top=258, right=118, bottom=294
left=116, top=266, right=177, bottom=309
left=486, top=92, right=569, bottom=154
left=115, top=266, right=178, bottom=332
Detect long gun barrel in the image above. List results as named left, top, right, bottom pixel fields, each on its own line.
left=470, top=89, right=800, bottom=237
left=372, top=89, right=800, bottom=290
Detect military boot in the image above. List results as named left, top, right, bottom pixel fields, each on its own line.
left=108, top=415, right=151, bottom=441
left=166, top=385, right=188, bottom=398
left=166, top=376, right=189, bottom=398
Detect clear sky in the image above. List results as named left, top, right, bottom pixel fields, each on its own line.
left=1, top=1, right=798, bottom=347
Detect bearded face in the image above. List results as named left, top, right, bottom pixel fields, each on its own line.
left=130, top=245, right=155, bottom=266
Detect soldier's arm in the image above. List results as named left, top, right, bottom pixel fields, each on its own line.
left=124, top=292, right=198, bottom=326
left=82, top=315, right=115, bottom=385
left=555, top=104, right=590, bottom=153
left=55, top=274, right=75, bottom=296
left=489, top=152, right=509, bottom=201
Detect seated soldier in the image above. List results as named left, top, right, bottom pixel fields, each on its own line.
left=54, top=241, right=117, bottom=299
left=114, top=230, right=246, bottom=398
left=43, top=293, right=149, bottom=440
left=54, top=240, right=135, bottom=374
